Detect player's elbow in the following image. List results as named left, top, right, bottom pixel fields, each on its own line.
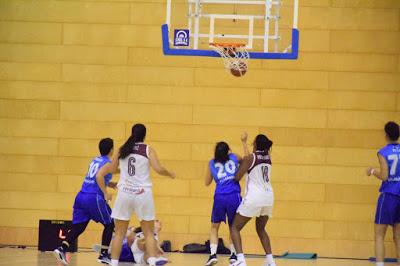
left=380, top=170, right=389, bottom=181
left=154, top=166, right=167, bottom=176
left=95, top=172, right=103, bottom=181
left=234, top=174, right=242, bottom=181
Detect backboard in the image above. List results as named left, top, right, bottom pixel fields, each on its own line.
left=162, top=0, right=299, bottom=60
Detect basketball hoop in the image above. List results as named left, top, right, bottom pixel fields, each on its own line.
left=210, top=42, right=249, bottom=77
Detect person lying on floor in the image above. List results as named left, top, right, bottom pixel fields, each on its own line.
left=94, top=220, right=168, bottom=265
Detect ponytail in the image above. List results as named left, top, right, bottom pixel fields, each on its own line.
left=119, top=136, right=135, bottom=159
left=119, top=123, right=147, bottom=159
left=214, top=142, right=230, bottom=164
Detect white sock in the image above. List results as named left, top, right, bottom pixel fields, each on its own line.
left=265, top=254, right=274, bottom=264
left=376, top=262, right=384, bottom=266
left=230, top=244, right=236, bottom=255
left=210, top=243, right=218, bottom=255
left=147, top=256, right=157, bottom=266
left=111, top=259, right=118, bottom=266
left=237, top=253, right=245, bottom=261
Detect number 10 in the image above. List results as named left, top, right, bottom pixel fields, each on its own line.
left=261, top=165, right=269, bottom=183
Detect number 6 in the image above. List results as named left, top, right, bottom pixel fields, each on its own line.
left=128, top=157, right=136, bottom=176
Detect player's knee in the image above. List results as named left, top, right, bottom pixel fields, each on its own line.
left=211, top=223, right=219, bottom=230
left=232, top=222, right=244, bottom=233
left=375, top=231, right=385, bottom=240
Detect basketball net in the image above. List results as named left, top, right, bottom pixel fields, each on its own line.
left=210, top=43, right=250, bottom=73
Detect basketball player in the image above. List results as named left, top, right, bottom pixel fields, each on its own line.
left=229, top=134, right=275, bottom=266
left=54, top=138, right=117, bottom=265
left=107, top=123, right=175, bottom=266
left=118, top=220, right=165, bottom=264
left=205, top=134, right=249, bottom=266
left=93, top=220, right=165, bottom=264
left=366, top=121, right=400, bottom=266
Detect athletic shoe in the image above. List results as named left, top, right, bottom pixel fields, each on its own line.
left=97, top=252, right=111, bottom=265
left=229, top=259, right=246, bottom=266
left=229, top=253, right=238, bottom=263
left=156, top=256, right=169, bottom=265
left=53, top=247, right=69, bottom=265
left=205, top=254, right=218, bottom=266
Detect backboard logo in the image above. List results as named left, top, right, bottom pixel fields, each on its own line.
left=174, top=29, right=190, bottom=46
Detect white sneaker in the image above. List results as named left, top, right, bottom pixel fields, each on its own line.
left=53, top=247, right=69, bottom=265
left=229, top=260, right=246, bottom=266
left=156, top=256, right=169, bottom=265
left=205, top=254, right=218, bottom=266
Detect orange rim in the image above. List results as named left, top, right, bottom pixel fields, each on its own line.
left=209, top=42, right=246, bottom=48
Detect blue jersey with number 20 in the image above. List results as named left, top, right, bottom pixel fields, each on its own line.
left=378, top=143, right=400, bottom=196
left=80, top=156, right=112, bottom=196
left=209, top=153, right=240, bottom=195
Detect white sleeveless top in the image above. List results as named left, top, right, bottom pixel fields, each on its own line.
left=243, top=150, right=274, bottom=206
left=118, top=143, right=152, bottom=193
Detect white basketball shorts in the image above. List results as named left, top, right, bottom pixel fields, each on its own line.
left=237, top=194, right=274, bottom=218
left=111, top=188, right=155, bottom=221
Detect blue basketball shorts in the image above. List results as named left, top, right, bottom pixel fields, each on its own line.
left=375, top=192, right=400, bottom=225
left=72, top=192, right=113, bottom=225
left=211, top=192, right=241, bottom=226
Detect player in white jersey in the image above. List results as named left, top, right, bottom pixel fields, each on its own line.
left=229, top=134, right=275, bottom=266
left=97, top=124, right=175, bottom=266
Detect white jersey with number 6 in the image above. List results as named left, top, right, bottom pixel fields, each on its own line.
left=112, top=143, right=155, bottom=221
left=243, top=150, right=273, bottom=207
left=118, top=143, right=152, bottom=193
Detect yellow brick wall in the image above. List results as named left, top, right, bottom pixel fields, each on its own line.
left=0, top=0, right=399, bottom=259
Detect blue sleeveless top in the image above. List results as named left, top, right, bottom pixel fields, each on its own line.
left=378, top=143, right=400, bottom=196
left=80, top=156, right=112, bottom=196
left=209, top=153, right=241, bottom=195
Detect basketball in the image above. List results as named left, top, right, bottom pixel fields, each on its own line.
left=230, top=61, right=247, bottom=77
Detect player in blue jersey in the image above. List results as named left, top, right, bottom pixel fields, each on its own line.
left=54, top=138, right=117, bottom=265
left=204, top=133, right=249, bottom=266
left=367, top=121, right=400, bottom=266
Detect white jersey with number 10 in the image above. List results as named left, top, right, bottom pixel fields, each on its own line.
left=243, top=150, right=274, bottom=207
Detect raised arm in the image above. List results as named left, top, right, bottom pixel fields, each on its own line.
left=235, top=154, right=253, bottom=182
left=205, top=165, right=213, bottom=186
left=241, top=132, right=250, bottom=156
left=149, top=146, right=176, bottom=178
left=367, top=154, right=389, bottom=181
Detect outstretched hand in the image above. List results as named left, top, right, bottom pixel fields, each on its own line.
left=169, top=171, right=176, bottom=179
left=241, top=132, right=248, bottom=143
left=366, top=167, right=374, bottom=176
